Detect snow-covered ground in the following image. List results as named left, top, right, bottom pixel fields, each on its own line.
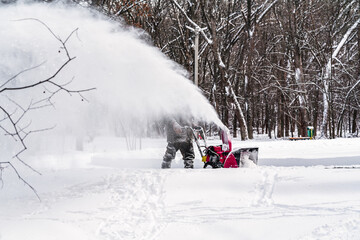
left=1, top=136, right=360, bottom=240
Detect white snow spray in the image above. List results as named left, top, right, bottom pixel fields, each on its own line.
left=0, top=2, right=225, bottom=154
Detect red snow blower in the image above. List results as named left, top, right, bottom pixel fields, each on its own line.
left=190, top=127, right=259, bottom=168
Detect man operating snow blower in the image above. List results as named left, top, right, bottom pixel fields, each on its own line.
left=161, top=116, right=259, bottom=169
left=161, top=116, right=195, bottom=169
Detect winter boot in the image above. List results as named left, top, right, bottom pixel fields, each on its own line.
left=184, top=159, right=194, bottom=169
left=161, top=161, right=171, bottom=169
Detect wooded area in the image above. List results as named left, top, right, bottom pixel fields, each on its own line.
left=83, top=0, right=360, bottom=139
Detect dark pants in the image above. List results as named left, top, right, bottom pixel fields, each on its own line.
left=161, top=141, right=195, bottom=168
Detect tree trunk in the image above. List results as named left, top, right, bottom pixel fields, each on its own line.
left=233, top=111, right=238, bottom=138
left=277, top=95, right=284, bottom=138
left=352, top=110, right=358, bottom=134
left=294, top=49, right=308, bottom=137
left=244, top=0, right=255, bottom=139
left=228, top=82, right=249, bottom=140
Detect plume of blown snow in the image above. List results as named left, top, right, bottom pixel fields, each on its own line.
left=0, top=2, right=224, bottom=154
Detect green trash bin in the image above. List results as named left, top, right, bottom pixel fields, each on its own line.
left=307, top=126, right=314, bottom=139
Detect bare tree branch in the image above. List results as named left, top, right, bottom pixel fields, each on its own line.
left=0, top=18, right=96, bottom=200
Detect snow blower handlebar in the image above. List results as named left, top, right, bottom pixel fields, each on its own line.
left=185, top=126, right=208, bottom=162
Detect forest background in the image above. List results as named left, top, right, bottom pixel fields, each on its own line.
left=25, top=0, right=360, bottom=140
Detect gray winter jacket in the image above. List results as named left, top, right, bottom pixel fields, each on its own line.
left=165, top=117, right=193, bottom=143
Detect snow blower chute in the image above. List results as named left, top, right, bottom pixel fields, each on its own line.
left=190, top=127, right=259, bottom=168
